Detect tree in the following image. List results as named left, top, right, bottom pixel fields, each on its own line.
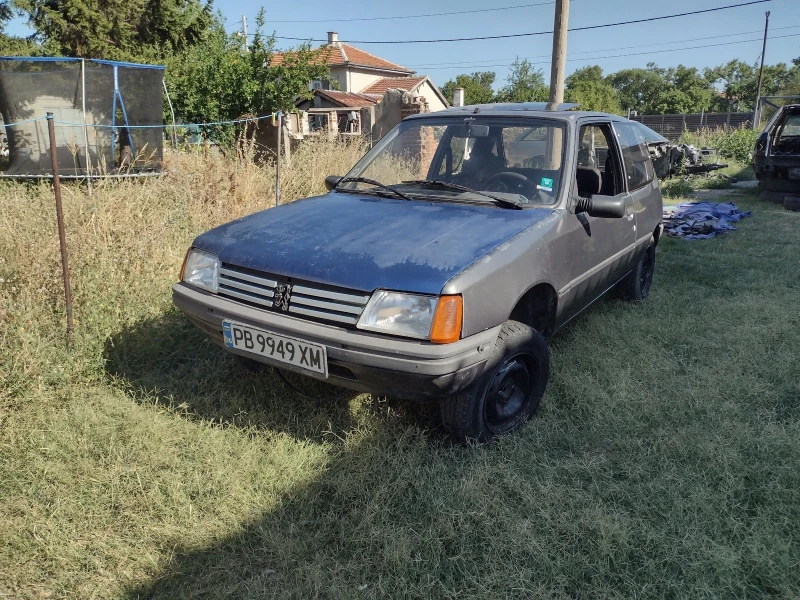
left=608, top=63, right=714, bottom=115
left=12, top=0, right=213, bottom=60
left=654, top=65, right=714, bottom=114
left=441, top=72, right=496, bottom=105
left=564, top=65, right=622, bottom=113
left=167, top=11, right=329, bottom=143
left=496, top=58, right=548, bottom=103
left=705, top=59, right=800, bottom=111
left=606, top=66, right=665, bottom=114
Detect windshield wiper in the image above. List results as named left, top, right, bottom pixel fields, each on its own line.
left=335, top=177, right=413, bottom=201
left=402, top=179, right=523, bottom=209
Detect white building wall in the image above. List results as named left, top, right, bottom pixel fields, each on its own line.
left=418, top=81, right=448, bottom=112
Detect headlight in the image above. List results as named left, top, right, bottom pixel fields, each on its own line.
left=181, top=248, right=219, bottom=293
left=357, top=291, right=462, bottom=343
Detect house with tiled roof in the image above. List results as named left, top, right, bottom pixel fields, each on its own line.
left=274, top=32, right=448, bottom=113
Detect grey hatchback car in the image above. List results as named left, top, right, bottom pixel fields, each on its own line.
left=174, top=103, right=663, bottom=442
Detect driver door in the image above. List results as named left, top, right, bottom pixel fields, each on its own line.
left=558, top=121, right=636, bottom=321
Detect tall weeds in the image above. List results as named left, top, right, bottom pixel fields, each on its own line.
left=0, top=137, right=368, bottom=413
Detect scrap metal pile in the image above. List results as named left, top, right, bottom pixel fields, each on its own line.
left=649, top=142, right=729, bottom=179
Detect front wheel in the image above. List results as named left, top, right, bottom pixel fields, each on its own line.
left=439, top=321, right=549, bottom=443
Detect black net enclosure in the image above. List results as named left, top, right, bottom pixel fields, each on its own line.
left=0, top=57, right=165, bottom=178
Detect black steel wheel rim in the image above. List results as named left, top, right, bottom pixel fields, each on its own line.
left=484, top=353, right=537, bottom=435
left=640, top=247, right=655, bottom=298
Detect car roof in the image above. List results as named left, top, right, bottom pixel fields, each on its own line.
left=405, top=102, right=628, bottom=123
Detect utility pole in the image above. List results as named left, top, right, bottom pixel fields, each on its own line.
left=242, top=15, right=248, bottom=52
left=548, top=0, right=569, bottom=105
left=546, top=0, right=569, bottom=169
left=753, top=11, right=770, bottom=129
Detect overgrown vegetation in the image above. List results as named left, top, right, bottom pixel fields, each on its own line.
left=165, top=10, right=329, bottom=144
left=680, top=126, right=760, bottom=163
left=1, top=140, right=799, bottom=598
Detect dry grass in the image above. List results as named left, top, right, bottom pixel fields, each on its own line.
left=1, top=142, right=799, bottom=599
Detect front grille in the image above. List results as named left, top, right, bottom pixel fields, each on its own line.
left=218, top=265, right=370, bottom=326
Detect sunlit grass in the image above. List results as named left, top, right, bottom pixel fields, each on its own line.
left=1, top=148, right=798, bottom=598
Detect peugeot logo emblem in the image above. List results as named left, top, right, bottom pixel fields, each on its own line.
left=273, top=283, right=292, bottom=313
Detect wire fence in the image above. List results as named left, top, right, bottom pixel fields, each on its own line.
left=0, top=112, right=285, bottom=179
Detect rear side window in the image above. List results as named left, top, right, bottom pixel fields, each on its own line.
left=614, top=122, right=654, bottom=191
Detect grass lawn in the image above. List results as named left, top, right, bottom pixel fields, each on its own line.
left=1, top=157, right=799, bottom=598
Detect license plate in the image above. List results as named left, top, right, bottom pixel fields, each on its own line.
left=222, top=321, right=327, bottom=378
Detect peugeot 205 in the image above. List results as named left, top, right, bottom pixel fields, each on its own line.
left=173, top=103, right=663, bottom=442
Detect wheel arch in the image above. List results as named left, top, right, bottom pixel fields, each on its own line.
left=508, top=282, right=558, bottom=338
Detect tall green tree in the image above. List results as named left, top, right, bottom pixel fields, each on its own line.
left=564, top=65, right=622, bottom=113
left=654, top=65, right=714, bottom=114
left=167, top=11, right=329, bottom=140
left=0, top=1, right=36, bottom=54
left=705, top=59, right=800, bottom=111
left=440, top=71, right=496, bottom=105
left=496, top=58, right=548, bottom=103
left=12, top=0, right=213, bottom=60
left=607, top=65, right=666, bottom=114
left=608, top=63, right=714, bottom=115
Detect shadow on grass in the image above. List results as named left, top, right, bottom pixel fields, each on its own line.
left=103, top=309, right=439, bottom=444
left=107, top=313, right=460, bottom=598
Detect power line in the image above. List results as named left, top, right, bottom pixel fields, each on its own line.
left=419, top=32, right=800, bottom=71
left=263, top=1, right=557, bottom=23
left=409, top=24, right=800, bottom=69
left=273, top=0, right=772, bottom=44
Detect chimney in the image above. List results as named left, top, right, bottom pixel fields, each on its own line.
left=453, top=87, right=465, bottom=107
left=328, top=32, right=338, bottom=44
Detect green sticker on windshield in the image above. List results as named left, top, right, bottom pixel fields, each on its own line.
left=537, top=177, right=554, bottom=192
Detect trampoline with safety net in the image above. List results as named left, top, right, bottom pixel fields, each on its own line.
left=0, top=57, right=165, bottom=178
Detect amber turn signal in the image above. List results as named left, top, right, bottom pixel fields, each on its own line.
left=178, top=247, right=191, bottom=282
left=430, top=295, right=463, bottom=344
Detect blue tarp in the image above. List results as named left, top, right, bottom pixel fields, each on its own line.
left=663, top=201, right=752, bottom=239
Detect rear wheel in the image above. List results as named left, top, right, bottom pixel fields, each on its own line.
left=784, top=196, right=800, bottom=212
left=620, top=240, right=655, bottom=302
left=439, top=321, right=549, bottom=443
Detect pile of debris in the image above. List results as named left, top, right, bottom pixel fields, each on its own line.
left=651, top=143, right=729, bottom=179
left=663, top=201, right=752, bottom=239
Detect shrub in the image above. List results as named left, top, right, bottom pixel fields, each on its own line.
left=679, top=126, right=759, bottom=164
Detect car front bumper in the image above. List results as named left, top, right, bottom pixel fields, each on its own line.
left=172, top=283, right=498, bottom=400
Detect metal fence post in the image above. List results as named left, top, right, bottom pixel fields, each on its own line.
left=46, top=113, right=74, bottom=345
left=276, top=111, right=282, bottom=206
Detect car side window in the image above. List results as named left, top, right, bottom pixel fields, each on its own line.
left=614, top=122, right=654, bottom=191
left=575, top=123, right=621, bottom=198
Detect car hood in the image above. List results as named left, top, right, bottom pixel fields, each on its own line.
left=193, top=192, right=553, bottom=295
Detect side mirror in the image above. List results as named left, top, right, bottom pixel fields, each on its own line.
left=575, top=195, right=626, bottom=219
left=325, top=175, right=342, bottom=191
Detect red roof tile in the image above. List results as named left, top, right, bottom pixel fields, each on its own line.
left=315, top=89, right=381, bottom=107
left=271, top=43, right=414, bottom=74
left=339, top=44, right=413, bottom=73
left=359, top=76, right=427, bottom=95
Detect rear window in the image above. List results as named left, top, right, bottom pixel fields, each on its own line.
left=614, top=122, right=654, bottom=191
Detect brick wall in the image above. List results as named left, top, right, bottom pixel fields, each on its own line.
left=400, top=96, right=436, bottom=178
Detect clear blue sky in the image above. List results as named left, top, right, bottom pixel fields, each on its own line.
left=7, top=0, right=800, bottom=89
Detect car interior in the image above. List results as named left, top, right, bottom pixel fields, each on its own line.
left=436, top=125, right=563, bottom=203
left=575, top=124, right=619, bottom=198
left=772, top=111, right=800, bottom=155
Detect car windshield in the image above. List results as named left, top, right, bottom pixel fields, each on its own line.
left=338, top=116, right=566, bottom=206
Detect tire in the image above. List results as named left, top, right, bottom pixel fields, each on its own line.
left=439, top=320, right=549, bottom=443
left=619, top=240, right=655, bottom=302
left=784, top=196, right=800, bottom=212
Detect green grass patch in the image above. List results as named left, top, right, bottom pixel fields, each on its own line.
left=1, top=169, right=799, bottom=598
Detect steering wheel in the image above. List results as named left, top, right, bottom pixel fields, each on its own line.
left=484, top=171, right=533, bottom=196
